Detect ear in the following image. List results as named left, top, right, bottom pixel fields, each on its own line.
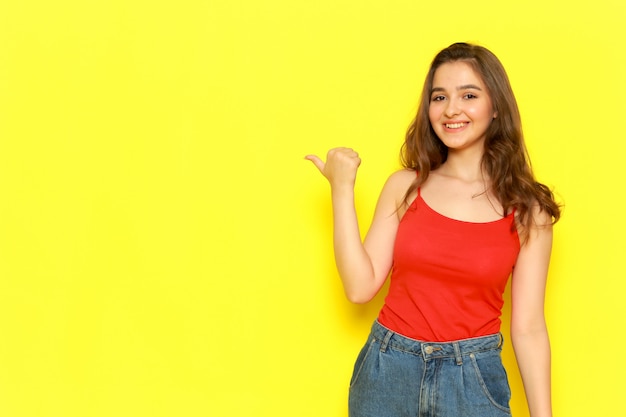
left=493, top=111, right=498, bottom=119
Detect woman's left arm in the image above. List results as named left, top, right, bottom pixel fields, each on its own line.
left=510, top=209, right=554, bottom=417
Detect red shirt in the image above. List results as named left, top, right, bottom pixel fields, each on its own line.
left=378, top=189, right=520, bottom=342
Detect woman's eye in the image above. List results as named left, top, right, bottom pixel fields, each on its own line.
left=431, top=95, right=445, bottom=102
left=463, top=93, right=477, bottom=99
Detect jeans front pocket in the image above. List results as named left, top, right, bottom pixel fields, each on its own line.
left=349, top=338, right=376, bottom=389
left=469, top=351, right=512, bottom=413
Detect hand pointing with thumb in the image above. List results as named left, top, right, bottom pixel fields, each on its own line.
left=305, top=147, right=361, bottom=188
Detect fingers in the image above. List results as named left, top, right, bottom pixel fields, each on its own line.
left=304, top=154, right=325, bottom=173
left=328, top=147, right=360, bottom=165
left=305, top=147, right=360, bottom=171
left=306, top=147, right=361, bottom=186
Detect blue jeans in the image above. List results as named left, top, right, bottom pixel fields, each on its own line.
left=349, top=321, right=512, bottom=417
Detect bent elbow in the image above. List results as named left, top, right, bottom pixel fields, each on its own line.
left=345, top=289, right=376, bottom=304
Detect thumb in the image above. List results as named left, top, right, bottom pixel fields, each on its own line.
left=304, top=154, right=325, bottom=173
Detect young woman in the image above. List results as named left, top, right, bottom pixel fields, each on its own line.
left=306, top=43, right=560, bottom=417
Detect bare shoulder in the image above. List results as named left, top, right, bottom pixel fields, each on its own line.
left=385, top=168, right=417, bottom=188
left=517, top=203, right=554, bottom=249
left=531, top=204, right=554, bottom=239
left=382, top=169, right=416, bottom=198
left=376, top=169, right=417, bottom=219
left=532, top=204, right=554, bottom=227
left=525, top=203, right=554, bottom=229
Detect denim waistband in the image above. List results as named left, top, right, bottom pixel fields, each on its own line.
left=371, top=320, right=503, bottom=365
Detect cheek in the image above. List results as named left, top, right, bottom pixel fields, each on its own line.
left=466, top=103, right=494, bottom=121
left=428, top=105, right=440, bottom=125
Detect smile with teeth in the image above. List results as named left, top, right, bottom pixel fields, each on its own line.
left=445, top=122, right=467, bottom=129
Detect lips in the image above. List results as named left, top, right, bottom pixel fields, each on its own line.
left=444, top=122, right=467, bottom=129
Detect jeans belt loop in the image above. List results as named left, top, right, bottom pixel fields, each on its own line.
left=453, top=342, right=463, bottom=365
left=380, top=330, right=393, bottom=353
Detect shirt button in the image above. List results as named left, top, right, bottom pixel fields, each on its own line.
left=424, top=346, right=434, bottom=354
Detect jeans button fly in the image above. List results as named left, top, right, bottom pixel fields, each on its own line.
left=424, top=346, right=434, bottom=354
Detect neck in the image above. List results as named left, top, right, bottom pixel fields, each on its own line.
left=440, top=149, right=486, bottom=183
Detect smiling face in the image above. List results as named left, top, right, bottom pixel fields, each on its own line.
left=428, top=61, right=496, bottom=155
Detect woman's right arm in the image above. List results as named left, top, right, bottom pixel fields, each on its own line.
left=306, top=148, right=413, bottom=303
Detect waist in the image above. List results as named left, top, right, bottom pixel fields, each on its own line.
left=370, top=320, right=503, bottom=359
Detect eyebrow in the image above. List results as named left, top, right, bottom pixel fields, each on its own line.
left=430, top=84, right=483, bottom=94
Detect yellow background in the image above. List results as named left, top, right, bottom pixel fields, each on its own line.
left=1, top=1, right=624, bottom=416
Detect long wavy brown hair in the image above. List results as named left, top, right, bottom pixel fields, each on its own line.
left=401, top=42, right=560, bottom=241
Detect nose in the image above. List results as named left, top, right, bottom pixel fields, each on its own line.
left=444, top=99, right=460, bottom=118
